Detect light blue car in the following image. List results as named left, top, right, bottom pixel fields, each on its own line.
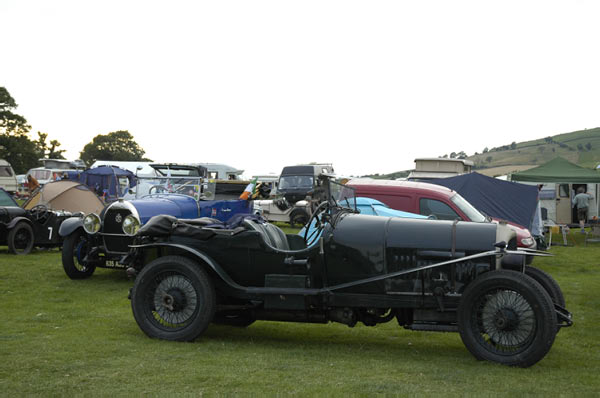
left=354, top=197, right=427, bottom=218
left=300, top=197, right=426, bottom=238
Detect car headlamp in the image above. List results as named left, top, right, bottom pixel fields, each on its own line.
left=83, top=213, right=101, bottom=234
left=122, top=215, right=141, bottom=236
left=520, top=237, right=534, bottom=247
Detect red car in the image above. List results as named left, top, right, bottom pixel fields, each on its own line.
left=347, top=179, right=536, bottom=252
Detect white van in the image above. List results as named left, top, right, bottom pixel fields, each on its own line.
left=0, top=159, right=18, bottom=194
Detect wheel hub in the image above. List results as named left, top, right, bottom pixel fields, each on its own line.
left=493, top=308, right=519, bottom=331
left=162, top=288, right=187, bottom=312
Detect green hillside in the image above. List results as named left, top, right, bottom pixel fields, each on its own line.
left=469, top=127, right=600, bottom=172
left=361, top=127, right=600, bottom=179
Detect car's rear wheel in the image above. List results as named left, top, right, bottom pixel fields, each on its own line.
left=62, top=230, right=96, bottom=279
left=131, top=256, right=216, bottom=341
left=458, top=270, right=557, bottom=367
left=8, top=222, right=34, bottom=255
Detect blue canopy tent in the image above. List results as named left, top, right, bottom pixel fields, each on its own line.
left=429, top=172, right=538, bottom=229
left=78, top=166, right=136, bottom=201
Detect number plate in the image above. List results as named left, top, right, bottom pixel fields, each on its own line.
left=104, top=260, right=124, bottom=268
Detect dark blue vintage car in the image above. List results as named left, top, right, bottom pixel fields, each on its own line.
left=59, top=179, right=252, bottom=279
left=124, top=176, right=571, bottom=367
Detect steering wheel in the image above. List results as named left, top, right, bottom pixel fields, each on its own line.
left=30, top=204, right=50, bottom=223
left=303, top=201, right=330, bottom=246
left=148, top=185, right=167, bottom=195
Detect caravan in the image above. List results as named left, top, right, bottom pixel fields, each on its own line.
left=511, top=157, right=600, bottom=225
left=27, top=159, right=85, bottom=186
left=0, top=159, right=17, bottom=195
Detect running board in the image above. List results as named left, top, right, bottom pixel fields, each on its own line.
left=405, top=324, right=458, bottom=333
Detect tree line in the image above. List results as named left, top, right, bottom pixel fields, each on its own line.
left=0, top=87, right=151, bottom=174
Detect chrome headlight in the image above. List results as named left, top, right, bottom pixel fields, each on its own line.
left=83, top=213, right=101, bottom=234
left=122, top=215, right=141, bottom=236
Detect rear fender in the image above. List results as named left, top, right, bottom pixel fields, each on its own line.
left=6, top=217, right=32, bottom=230
left=131, top=242, right=245, bottom=291
left=59, top=217, right=84, bottom=237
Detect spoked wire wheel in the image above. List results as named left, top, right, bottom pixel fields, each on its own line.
left=458, top=270, right=557, bottom=367
left=150, top=273, right=199, bottom=328
left=475, top=289, right=535, bottom=354
left=131, top=256, right=216, bottom=341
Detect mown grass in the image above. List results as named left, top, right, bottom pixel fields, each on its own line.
left=1, top=230, right=599, bottom=395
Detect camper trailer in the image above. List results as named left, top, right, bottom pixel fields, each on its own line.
left=407, top=158, right=473, bottom=181
left=27, top=159, right=85, bottom=186
left=534, top=183, right=598, bottom=225
left=198, top=163, right=244, bottom=180
left=510, top=157, right=600, bottom=225
left=0, top=159, right=17, bottom=195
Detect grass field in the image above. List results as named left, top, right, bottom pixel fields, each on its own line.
left=1, top=230, right=599, bottom=395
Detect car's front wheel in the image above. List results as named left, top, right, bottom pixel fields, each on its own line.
left=7, top=222, right=34, bottom=255
left=289, top=208, right=309, bottom=228
left=62, top=230, right=96, bottom=279
left=131, top=256, right=216, bottom=341
left=457, top=270, right=557, bottom=367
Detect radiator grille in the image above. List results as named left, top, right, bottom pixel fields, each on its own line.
left=102, top=208, right=132, bottom=253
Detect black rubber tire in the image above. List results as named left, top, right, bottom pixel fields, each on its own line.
left=62, top=230, right=96, bottom=279
left=7, top=222, right=34, bottom=255
left=213, top=311, right=256, bottom=327
left=523, top=267, right=566, bottom=307
left=289, top=208, right=309, bottom=228
left=131, top=255, right=216, bottom=341
left=458, top=270, right=557, bottom=367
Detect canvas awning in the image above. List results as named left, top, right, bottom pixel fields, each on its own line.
left=511, top=157, right=600, bottom=183
left=429, top=172, right=539, bottom=229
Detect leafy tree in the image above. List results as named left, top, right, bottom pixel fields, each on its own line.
left=0, top=134, right=40, bottom=174
left=485, top=156, right=493, bottom=163
left=577, top=143, right=584, bottom=151
left=35, top=132, right=66, bottom=159
left=585, top=142, right=592, bottom=151
left=0, top=87, right=30, bottom=136
left=450, top=152, right=457, bottom=159
left=510, top=142, right=517, bottom=150
left=80, top=130, right=151, bottom=166
left=483, top=147, right=488, bottom=153
left=0, top=87, right=69, bottom=173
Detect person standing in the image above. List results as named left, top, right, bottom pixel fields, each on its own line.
left=572, top=187, right=593, bottom=233
left=27, top=174, right=40, bottom=194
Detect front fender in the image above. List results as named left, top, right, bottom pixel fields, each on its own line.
left=59, top=217, right=84, bottom=237
left=6, top=217, right=32, bottom=230
left=130, top=242, right=245, bottom=291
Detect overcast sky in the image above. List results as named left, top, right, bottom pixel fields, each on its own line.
left=1, top=0, right=599, bottom=178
